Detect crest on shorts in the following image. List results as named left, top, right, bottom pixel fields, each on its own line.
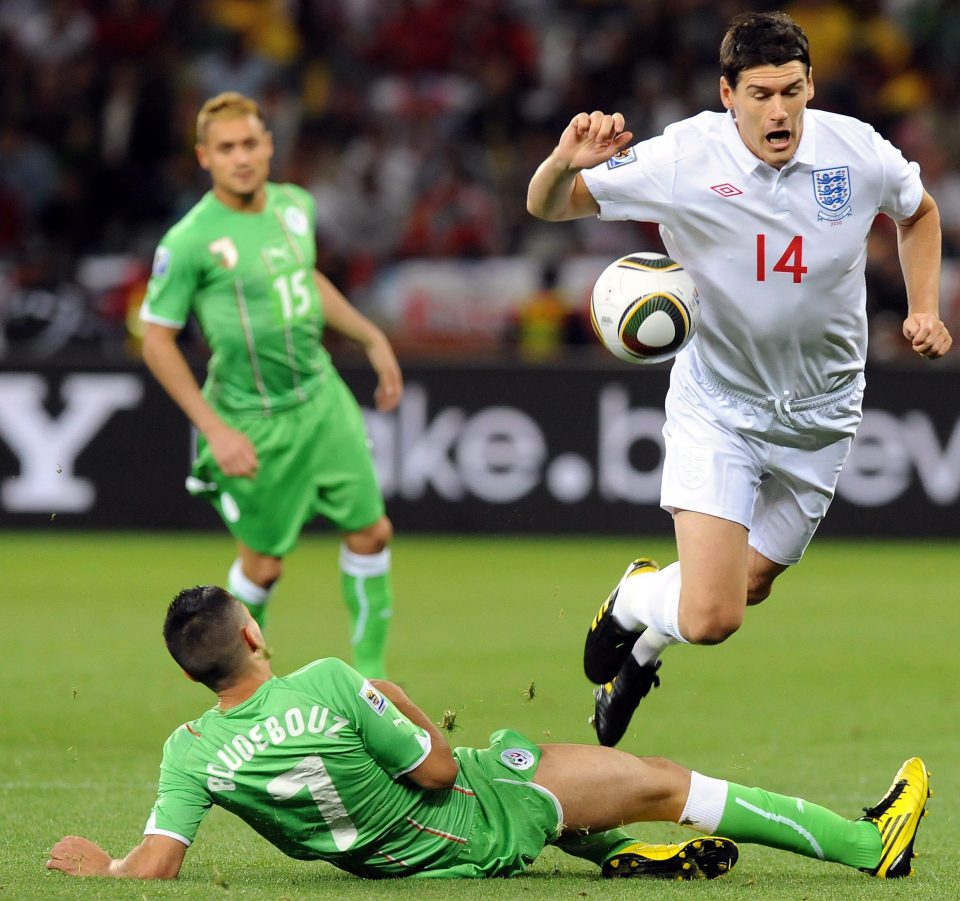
left=813, top=167, right=852, bottom=221
left=500, top=748, right=535, bottom=770
left=360, top=680, right=387, bottom=716
left=678, top=447, right=710, bottom=490
left=607, top=147, right=637, bottom=169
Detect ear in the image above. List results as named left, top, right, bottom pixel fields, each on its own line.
left=182, top=669, right=198, bottom=683
left=196, top=142, right=210, bottom=172
left=241, top=622, right=263, bottom=652
left=719, top=76, right=735, bottom=111
left=806, top=68, right=815, bottom=102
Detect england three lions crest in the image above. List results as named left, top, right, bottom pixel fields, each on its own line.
left=813, top=167, right=852, bottom=221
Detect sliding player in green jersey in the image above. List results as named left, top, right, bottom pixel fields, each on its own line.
left=141, top=92, right=400, bottom=677
left=48, top=586, right=929, bottom=883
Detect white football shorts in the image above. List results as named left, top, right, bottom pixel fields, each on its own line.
left=661, top=349, right=865, bottom=565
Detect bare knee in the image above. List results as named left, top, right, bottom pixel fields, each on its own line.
left=345, top=516, right=393, bottom=555
left=680, top=592, right=745, bottom=644
left=682, top=611, right=743, bottom=645
left=245, top=555, right=283, bottom=588
left=746, top=577, right=774, bottom=606
left=746, top=553, right=788, bottom=606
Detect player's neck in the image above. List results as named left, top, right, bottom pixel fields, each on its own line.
left=212, top=184, right=268, bottom=213
left=215, top=664, right=273, bottom=711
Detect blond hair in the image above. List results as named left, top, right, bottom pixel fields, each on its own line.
left=196, top=92, right=265, bottom=143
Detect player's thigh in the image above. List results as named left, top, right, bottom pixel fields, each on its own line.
left=661, top=368, right=765, bottom=533
left=535, top=744, right=689, bottom=831
left=674, top=510, right=750, bottom=629
left=309, top=377, right=385, bottom=533
left=749, top=436, right=852, bottom=566
left=192, top=415, right=315, bottom=557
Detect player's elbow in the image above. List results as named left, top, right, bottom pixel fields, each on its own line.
left=526, top=195, right=549, bottom=220
left=411, top=754, right=459, bottom=790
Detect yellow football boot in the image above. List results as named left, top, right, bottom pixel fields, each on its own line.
left=603, top=836, right=738, bottom=880
left=860, top=757, right=931, bottom=878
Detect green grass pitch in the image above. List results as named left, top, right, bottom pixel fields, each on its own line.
left=4, top=532, right=958, bottom=899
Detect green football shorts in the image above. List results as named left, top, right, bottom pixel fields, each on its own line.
left=189, top=373, right=384, bottom=556
left=416, top=729, right=563, bottom=878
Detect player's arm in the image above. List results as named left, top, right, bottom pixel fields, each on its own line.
left=141, top=322, right=259, bottom=477
left=370, top=679, right=459, bottom=790
left=312, top=271, right=403, bottom=411
left=896, top=189, right=953, bottom=359
left=527, top=111, right=633, bottom=221
left=46, top=833, right=187, bottom=880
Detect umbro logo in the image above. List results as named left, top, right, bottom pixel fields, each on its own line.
left=710, top=183, right=743, bottom=197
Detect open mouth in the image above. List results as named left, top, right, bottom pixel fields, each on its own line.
left=765, top=129, right=791, bottom=150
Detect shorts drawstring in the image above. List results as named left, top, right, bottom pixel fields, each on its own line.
left=772, top=390, right=794, bottom=426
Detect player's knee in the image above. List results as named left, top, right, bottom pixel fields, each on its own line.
left=249, top=556, right=283, bottom=587
left=745, top=580, right=773, bottom=606
left=683, top=608, right=743, bottom=645
left=345, top=516, right=393, bottom=555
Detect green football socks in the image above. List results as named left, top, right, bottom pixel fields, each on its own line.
left=340, top=546, right=393, bottom=679
left=716, top=782, right=882, bottom=870
left=553, top=828, right=637, bottom=866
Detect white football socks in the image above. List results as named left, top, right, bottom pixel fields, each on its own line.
left=228, top=558, right=273, bottom=608
left=612, top=561, right=687, bottom=643
left=630, top=628, right=677, bottom=666
left=679, top=771, right=729, bottom=833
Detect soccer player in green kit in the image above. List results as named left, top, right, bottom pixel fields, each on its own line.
left=141, top=93, right=401, bottom=677
left=47, top=587, right=929, bottom=883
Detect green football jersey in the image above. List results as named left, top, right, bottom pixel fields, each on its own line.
left=145, top=658, right=476, bottom=877
left=142, top=183, right=333, bottom=417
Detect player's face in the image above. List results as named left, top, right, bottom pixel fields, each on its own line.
left=720, top=62, right=814, bottom=169
left=196, top=115, right=273, bottom=205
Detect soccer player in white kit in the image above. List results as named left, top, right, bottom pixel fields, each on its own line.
left=527, top=11, right=952, bottom=746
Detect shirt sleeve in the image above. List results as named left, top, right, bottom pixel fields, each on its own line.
left=325, top=659, right=432, bottom=778
left=581, top=132, right=681, bottom=225
left=140, top=230, right=200, bottom=329
left=143, top=729, right=212, bottom=847
left=874, top=129, right=924, bottom=221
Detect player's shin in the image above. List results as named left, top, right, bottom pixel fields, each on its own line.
left=681, top=772, right=882, bottom=870
left=340, top=546, right=393, bottom=679
left=552, top=828, right=637, bottom=865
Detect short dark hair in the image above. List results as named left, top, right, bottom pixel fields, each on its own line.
left=719, top=11, right=810, bottom=89
left=164, top=586, right=249, bottom=690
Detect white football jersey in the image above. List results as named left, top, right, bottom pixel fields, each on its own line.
left=582, top=109, right=923, bottom=400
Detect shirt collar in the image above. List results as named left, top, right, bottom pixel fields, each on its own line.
left=721, top=107, right=818, bottom=174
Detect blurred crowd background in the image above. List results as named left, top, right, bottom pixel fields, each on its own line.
left=2, top=0, right=959, bottom=365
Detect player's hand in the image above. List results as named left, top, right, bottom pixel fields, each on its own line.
left=367, top=337, right=403, bottom=412
left=206, top=422, right=259, bottom=477
left=903, top=312, right=953, bottom=359
left=47, top=836, right=112, bottom=877
left=555, top=111, right=634, bottom=171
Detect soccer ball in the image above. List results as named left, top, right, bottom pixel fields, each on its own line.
left=590, top=252, right=700, bottom=364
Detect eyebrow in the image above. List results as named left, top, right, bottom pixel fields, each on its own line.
left=747, top=80, right=804, bottom=93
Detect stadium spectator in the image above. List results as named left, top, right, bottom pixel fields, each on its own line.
left=47, top=585, right=930, bottom=882
left=140, top=92, right=402, bottom=678
left=0, top=0, right=958, bottom=360
left=527, top=10, right=953, bottom=748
